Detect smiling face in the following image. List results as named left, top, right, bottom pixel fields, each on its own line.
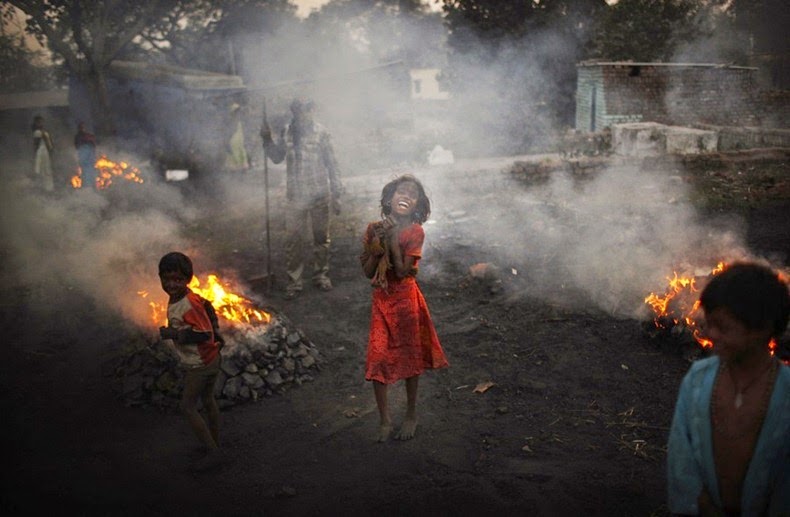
left=159, top=270, right=190, bottom=303
left=389, top=180, right=420, bottom=222
left=701, top=307, right=773, bottom=364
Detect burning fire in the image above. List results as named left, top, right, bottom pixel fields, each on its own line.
left=139, top=274, right=271, bottom=328
left=644, top=262, right=725, bottom=348
left=71, top=155, right=145, bottom=190
left=645, top=262, right=780, bottom=358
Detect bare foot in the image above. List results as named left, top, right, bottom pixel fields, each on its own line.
left=376, top=424, right=392, bottom=443
left=396, top=418, right=417, bottom=440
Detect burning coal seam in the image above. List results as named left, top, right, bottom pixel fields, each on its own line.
left=644, top=262, right=784, bottom=361
left=115, top=275, right=320, bottom=408
left=113, top=312, right=321, bottom=409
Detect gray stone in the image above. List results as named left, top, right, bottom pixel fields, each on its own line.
left=286, top=332, right=301, bottom=346
left=265, top=370, right=284, bottom=387
left=244, top=363, right=259, bottom=374
left=300, top=354, right=316, bottom=369
left=222, top=376, right=243, bottom=399
left=221, top=359, right=242, bottom=377
left=242, top=372, right=264, bottom=389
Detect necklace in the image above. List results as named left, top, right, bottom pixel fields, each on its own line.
left=727, top=358, right=776, bottom=409
left=712, top=359, right=778, bottom=439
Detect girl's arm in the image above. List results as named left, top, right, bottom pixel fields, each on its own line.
left=388, top=226, right=416, bottom=278
left=361, top=248, right=379, bottom=279
left=360, top=223, right=388, bottom=279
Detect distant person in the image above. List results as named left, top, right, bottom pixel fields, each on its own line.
left=74, top=122, right=97, bottom=190
left=158, top=252, right=225, bottom=471
left=667, top=262, right=789, bottom=516
left=223, top=102, right=249, bottom=173
left=261, top=98, right=343, bottom=299
left=359, top=174, right=449, bottom=442
left=31, top=115, right=54, bottom=192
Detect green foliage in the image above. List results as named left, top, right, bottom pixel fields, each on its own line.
left=0, top=32, right=61, bottom=93
left=588, top=0, right=705, bottom=61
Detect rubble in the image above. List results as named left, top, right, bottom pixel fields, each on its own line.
left=112, top=310, right=321, bottom=409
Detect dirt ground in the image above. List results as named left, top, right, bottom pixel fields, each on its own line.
left=2, top=153, right=789, bottom=516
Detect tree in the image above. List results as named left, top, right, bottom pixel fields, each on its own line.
left=5, top=1, right=183, bottom=135
left=130, top=0, right=295, bottom=76
left=588, top=0, right=708, bottom=62
left=305, top=0, right=446, bottom=67
left=440, top=0, right=607, bottom=154
left=0, top=22, right=60, bottom=93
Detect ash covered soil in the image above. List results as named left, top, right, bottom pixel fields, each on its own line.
left=2, top=153, right=789, bottom=516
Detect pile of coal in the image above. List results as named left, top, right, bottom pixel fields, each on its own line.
left=112, top=311, right=320, bottom=409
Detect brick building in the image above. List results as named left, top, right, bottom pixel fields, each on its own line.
left=574, top=62, right=767, bottom=132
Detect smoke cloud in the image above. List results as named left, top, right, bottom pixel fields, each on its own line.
left=0, top=4, right=769, bottom=332
left=420, top=158, right=752, bottom=319
left=0, top=160, right=198, bottom=329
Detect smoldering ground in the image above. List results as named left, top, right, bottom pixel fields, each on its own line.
left=411, top=158, right=754, bottom=321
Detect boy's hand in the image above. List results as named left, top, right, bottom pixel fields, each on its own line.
left=159, top=326, right=178, bottom=341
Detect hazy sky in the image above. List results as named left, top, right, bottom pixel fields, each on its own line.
left=293, top=0, right=330, bottom=18
left=294, top=0, right=443, bottom=18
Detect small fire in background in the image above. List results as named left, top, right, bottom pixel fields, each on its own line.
left=139, top=274, right=271, bottom=328
left=71, top=155, right=145, bottom=190
left=644, top=262, right=725, bottom=348
left=644, top=262, right=782, bottom=360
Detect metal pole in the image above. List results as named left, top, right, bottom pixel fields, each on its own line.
left=262, top=98, right=272, bottom=292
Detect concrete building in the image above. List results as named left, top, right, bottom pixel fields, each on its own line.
left=574, top=62, right=765, bottom=132
left=409, top=68, right=449, bottom=101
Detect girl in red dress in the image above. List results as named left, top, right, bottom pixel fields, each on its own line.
left=360, top=174, right=449, bottom=442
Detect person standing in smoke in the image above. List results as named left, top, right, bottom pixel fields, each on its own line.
left=31, top=115, right=54, bottom=192
left=74, top=122, right=98, bottom=190
left=261, top=98, right=343, bottom=299
left=360, top=174, right=449, bottom=442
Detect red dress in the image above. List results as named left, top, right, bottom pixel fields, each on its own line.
left=363, top=223, right=449, bottom=384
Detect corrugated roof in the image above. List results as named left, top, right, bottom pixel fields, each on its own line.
left=577, top=61, right=757, bottom=71
left=0, top=90, right=69, bottom=110
left=109, top=60, right=246, bottom=91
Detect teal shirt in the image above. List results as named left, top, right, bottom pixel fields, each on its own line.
left=667, top=356, right=790, bottom=516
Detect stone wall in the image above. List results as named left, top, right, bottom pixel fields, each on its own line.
left=575, top=63, right=786, bottom=131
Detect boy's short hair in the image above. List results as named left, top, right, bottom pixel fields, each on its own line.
left=699, top=262, right=790, bottom=338
left=158, top=252, right=193, bottom=279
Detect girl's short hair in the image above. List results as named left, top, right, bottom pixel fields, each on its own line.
left=699, top=262, right=790, bottom=338
left=158, top=252, right=194, bottom=279
left=380, top=174, right=431, bottom=224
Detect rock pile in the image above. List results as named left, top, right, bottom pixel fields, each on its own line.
left=112, top=310, right=321, bottom=409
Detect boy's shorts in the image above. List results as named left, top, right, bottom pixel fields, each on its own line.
left=183, top=354, right=221, bottom=395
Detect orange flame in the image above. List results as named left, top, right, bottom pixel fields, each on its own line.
left=644, top=262, right=726, bottom=348
left=140, top=274, right=271, bottom=328
left=71, top=155, right=145, bottom=190
left=645, top=263, right=786, bottom=362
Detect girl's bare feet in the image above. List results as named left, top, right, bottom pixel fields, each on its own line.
left=377, top=423, right=392, bottom=442
left=396, top=418, right=417, bottom=440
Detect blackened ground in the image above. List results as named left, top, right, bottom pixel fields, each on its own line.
left=2, top=155, right=788, bottom=517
